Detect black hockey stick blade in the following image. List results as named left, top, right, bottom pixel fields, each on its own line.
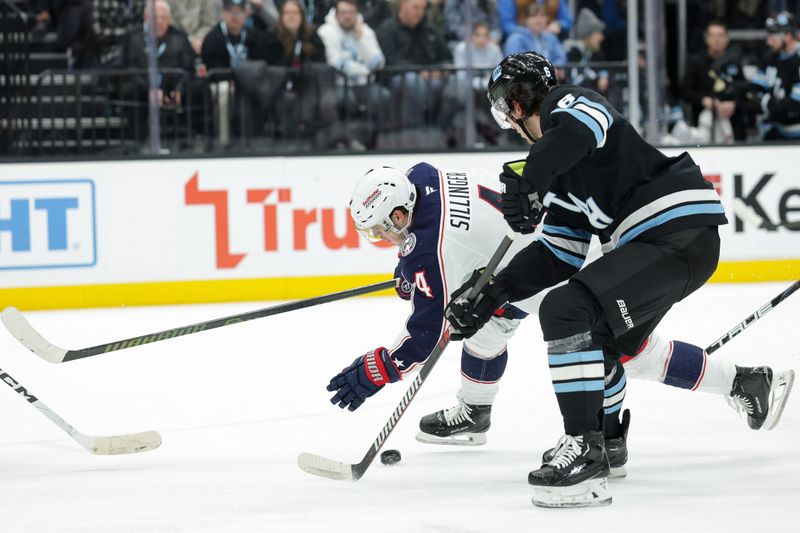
left=706, top=280, right=800, bottom=355
left=2, top=279, right=395, bottom=364
left=298, top=232, right=517, bottom=482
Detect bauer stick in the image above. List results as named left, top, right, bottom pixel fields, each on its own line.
left=0, top=365, right=161, bottom=454
left=298, top=231, right=517, bottom=481
left=2, top=279, right=395, bottom=364
left=706, top=279, right=800, bottom=355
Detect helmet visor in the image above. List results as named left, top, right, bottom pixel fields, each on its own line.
left=488, top=95, right=514, bottom=129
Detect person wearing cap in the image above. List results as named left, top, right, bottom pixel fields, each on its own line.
left=679, top=19, right=747, bottom=141
left=565, top=8, right=609, bottom=97
left=750, top=11, right=800, bottom=140
left=201, top=0, right=270, bottom=71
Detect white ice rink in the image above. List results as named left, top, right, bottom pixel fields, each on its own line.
left=0, top=282, right=798, bottom=533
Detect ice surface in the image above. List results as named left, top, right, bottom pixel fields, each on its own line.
left=0, top=283, right=798, bottom=532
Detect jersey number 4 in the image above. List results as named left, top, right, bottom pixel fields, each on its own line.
left=414, top=271, right=434, bottom=299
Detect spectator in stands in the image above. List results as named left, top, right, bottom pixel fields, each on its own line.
left=503, top=4, right=566, bottom=67
left=444, top=20, right=504, bottom=145
left=497, top=0, right=571, bottom=40
left=265, top=0, right=327, bottom=66
left=34, top=0, right=96, bottom=68
left=755, top=12, right=800, bottom=139
left=680, top=20, right=748, bottom=141
left=167, top=0, right=219, bottom=55
left=202, top=0, right=270, bottom=71
left=318, top=0, right=386, bottom=96
left=377, top=0, right=452, bottom=128
left=443, top=0, right=501, bottom=51
left=121, top=0, right=196, bottom=104
left=565, top=8, right=609, bottom=96
left=287, top=0, right=333, bottom=26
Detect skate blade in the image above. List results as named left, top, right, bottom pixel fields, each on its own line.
left=763, top=369, right=795, bottom=431
left=532, top=477, right=612, bottom=508
left=415, top=431, right=487, bottom=446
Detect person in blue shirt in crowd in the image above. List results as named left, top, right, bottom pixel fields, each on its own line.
left=503, top=4, right=566, bottom=66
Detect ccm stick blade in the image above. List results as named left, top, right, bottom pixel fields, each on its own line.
left=2, top=307, right=68, bottom=363
left=2, top=365, right=162, bottom=455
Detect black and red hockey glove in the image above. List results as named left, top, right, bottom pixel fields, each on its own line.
left=327, top=348, right=402, bottom=411
left=445, top=270, right=509, bottom=341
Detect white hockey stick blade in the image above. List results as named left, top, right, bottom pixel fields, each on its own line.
left=297, top=453, right=355, bottom=481
left=764, top=369, right=795, bottom=431
left=2, top=307, right=68, bottom=363
left=78, top=431, right=163, bottom=455
left=731, top=197, right=764, bottom=226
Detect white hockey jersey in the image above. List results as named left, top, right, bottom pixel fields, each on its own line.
left=388, top=162, right=549, bottom=375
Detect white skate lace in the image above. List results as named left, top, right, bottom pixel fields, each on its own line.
left=547, top=435, right=584, bottom=469
left=442, top=395, right=475, bottom=427
left=727, top=394, right=754, bottom=416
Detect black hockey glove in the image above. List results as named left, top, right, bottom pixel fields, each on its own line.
left=327, top=348, right=402, bottom=411
left=499, top=160, right=544, bottom=235
left=394, top=265, right=413, bottom=301
left=445, top=269, right=509, bottom=341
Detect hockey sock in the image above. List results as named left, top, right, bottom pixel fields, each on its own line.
left=547, top=332, right=606, bottom=434
left=623, top=333, right=736, bottom=395
left=460, top=346, right=508, bottom=405
left=603, top=359, right=626, bottom=438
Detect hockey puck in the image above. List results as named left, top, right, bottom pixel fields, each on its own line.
left=380, top=449, right=401, bottom=465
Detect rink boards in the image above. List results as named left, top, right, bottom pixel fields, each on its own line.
left=1, top=146, right=798, bottom=310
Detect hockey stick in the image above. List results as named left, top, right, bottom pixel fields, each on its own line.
left=298, top=231, right=517, bottom=481
left=2, top=279, right=396, bottom=364
left=706, top=279, right=800, bottom=355
left=0, top=365, right=161, bottom=455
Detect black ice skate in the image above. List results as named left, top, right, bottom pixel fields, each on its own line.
left=728, top=366, right=795, bottom=431
left=529, top=431, right=611, bottom=508
left=541, top=409, right=630, bottom=478
left=415, top=393, right=491, bottom=446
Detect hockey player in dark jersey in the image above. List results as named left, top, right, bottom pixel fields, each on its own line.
left=445, top=52, right=794, bottom=508
left=753, top=12, right=800, bottom=139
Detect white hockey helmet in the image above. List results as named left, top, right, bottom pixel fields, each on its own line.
left=350, top=166, right=417, bottom=242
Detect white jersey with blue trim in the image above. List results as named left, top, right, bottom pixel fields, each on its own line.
left=386, top=162, right=541, bottom=376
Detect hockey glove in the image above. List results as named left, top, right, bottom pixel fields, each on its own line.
left=394, top=265, right=413, bottom=301
left=445, top=269, right=510, bottom=341
left=327, top=347, right=402, bottom=411
left=499, top=160, right=544, bottom=234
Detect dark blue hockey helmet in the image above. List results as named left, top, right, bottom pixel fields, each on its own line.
left=487, top=52, right=559, bottom=129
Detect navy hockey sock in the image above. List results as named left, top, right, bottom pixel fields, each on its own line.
left=664, top=340, right=706, bottom=390
left=460, top=347, right=508, bottom=406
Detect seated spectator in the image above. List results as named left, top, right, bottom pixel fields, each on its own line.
left=265, top=0, right=338, bottom=144
left=497, top=0, right=571, bottom=40
left=679, top=20, right=748, bottom=142
left=264, top=0, right=327, bottom=66
left=201, top=0, right=270, bottom=71
left=121, top=0, right=195, bottom=105
left=565, top=8, right=609, bottom=96
left=287, top=0, right=332, bottom=26
left=756, top=12, right=800, bottom=140
left=377, top=0, right=452, bottom=129
left=503, top=4, right=566, bottom=67
left=443, top=0, right=501, bottom=51
left=444, top=20, right=504, bottom=145
left=167, top=0, right=219, bottom=55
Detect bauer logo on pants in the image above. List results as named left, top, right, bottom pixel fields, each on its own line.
left=0, top=179, right=97, bottom=270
